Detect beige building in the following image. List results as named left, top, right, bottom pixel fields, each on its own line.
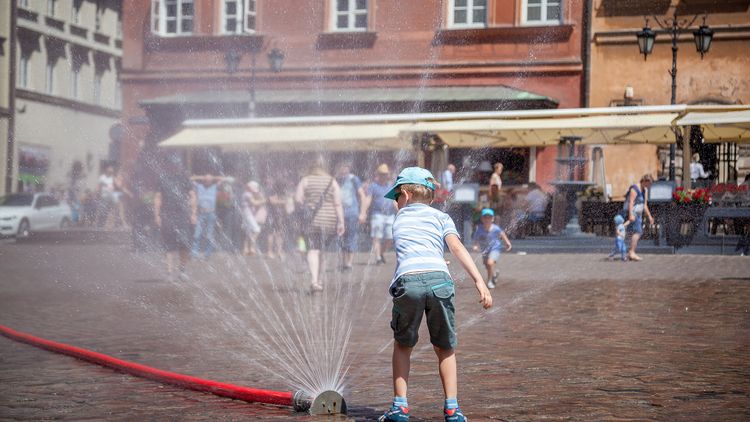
left=12, top=0, right=122, bottom=193
left=588, top=0, right=750, bottom=197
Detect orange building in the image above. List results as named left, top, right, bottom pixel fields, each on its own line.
left=588, top=0, right=750, bottom=198
left=121, top=0, right=586, bottom=184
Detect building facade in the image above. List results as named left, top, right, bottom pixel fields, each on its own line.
left=588, top=0, right=750, bottom=197
left=121, top=0, right=586, bottom=186
left=11, top=0, right=122, bottom=193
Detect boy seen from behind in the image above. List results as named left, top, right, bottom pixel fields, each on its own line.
left=379, top=167, right=492, bottom=422
left=471, top=208, right=512, bottom=289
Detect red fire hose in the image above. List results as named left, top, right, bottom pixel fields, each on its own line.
left=0, top=323, right=298, bottom=409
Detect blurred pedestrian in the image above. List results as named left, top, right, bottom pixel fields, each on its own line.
left=471, top=208, right=512, bottom=289
left=154, top=154, right=197, bottom=281
left=96, top=165, right=116, bottom=228
left=690, top=153, right=711, bottom=188
left=266, top=181, right=291, bottom=259
left=360, top=163, right=396, bottom=265
left=623, top=174, right=654, bottom=261
left=191, top=174, right=228, bottom=259
left=295, top=156, right=345, bottom=292
left=607, top=214, right=629, bottom=261
left=241, top=181, right=266, bottom=256
left=489, top=162, right=503, bottom=191
left=441, top=163, right=456, bottom=192
left=335, top=160, right=365, bottom=271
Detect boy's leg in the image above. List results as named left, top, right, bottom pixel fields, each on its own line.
left=392, top=342, right=412, bottom=397
left=433, top=346, right=457, bottom=399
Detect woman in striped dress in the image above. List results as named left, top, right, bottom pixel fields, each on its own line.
left=295, top=156, right=345, bottom=292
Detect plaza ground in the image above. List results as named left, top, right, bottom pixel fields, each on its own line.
left=0, top=237, right=749, bottom=421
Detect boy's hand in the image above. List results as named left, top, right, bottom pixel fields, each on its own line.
left=505, top=243, right=512, bottom=252
left=477, top=282, right=493, bottom=309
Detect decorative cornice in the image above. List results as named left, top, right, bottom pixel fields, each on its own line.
left=593, top=25, right=750, bottom=44
left=144, top=34, right=264, bottom=53
left=16, top=89, right=120, bottom=118
left=434, top=24, right=575, bottom=45
left=316, top=32, right=377, bottom=49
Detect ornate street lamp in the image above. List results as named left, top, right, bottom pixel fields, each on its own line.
left=693, top=17, right=714, bottom=59
left=267, top=48, right=285, bottom=73
left=635, top=12, right=712, bottom=181
left=224, top=46, right=285, bottom=117
left=636, top=23, right=656, bottom=60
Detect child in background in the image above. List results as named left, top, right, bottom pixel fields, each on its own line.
left=471, top=208, right=512, bottom=289
left=379, top=167, right=492, bottom=422
left=608, top=214, right=629, bottom=261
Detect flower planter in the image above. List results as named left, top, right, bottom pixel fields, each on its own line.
left=665, top=203, right=708, bottom=248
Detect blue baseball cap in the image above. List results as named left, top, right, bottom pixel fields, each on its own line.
left=481, top=208, right=495, bottom=217
left=384, top=167, right=437, bottom=200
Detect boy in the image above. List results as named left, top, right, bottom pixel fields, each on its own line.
left=608, top=214, right=629, bottom=261
left=379, top=167, right=493, bottom=422
left=471, top=208, right=512, bottom=289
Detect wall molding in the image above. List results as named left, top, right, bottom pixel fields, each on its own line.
left=16, top=89, right=120, bottom=118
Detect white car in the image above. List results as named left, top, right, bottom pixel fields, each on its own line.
left=0, top=193, right=73, bottom=238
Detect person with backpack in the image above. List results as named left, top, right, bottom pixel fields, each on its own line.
left=336, top=161, right=365, bottom=271
left=622, top=174, right=654, bottom=261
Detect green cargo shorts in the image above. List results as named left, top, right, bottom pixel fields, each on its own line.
left=389, top=271, right=456, bottom=350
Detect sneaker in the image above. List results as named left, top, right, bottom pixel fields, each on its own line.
left=487, top=271, right=497, bottom=289
left=377, top=256, right=386, bottom=265
left=444, top=406, right=467, bottom=422
left=378, top=405, right=410, bottom=421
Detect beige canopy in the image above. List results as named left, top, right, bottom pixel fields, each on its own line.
left=159, top=121, right=411, bottom=151
left=676, top=109, right=750, bottom=143
left=159, top=104, right=750, bottom=151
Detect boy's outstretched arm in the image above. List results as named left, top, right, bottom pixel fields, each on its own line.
left=500, top=232, right=512, bottom=251
left=445, top=234, right=493, bottom=309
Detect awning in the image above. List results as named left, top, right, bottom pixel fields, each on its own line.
left=159, top=122, right=410, bottom=151
left=403, top=113, right=679, bottom=148
left=158, top=104, right=750, bottom=151
left=676, top=109, right=750, bottom=143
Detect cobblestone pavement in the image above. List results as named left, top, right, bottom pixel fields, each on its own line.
left=1, top=239, right=749, bottom=421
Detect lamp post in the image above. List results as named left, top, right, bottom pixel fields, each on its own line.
left=636, top=13, right=713, bottom=181
left=225, top=46, right=285, bottom=118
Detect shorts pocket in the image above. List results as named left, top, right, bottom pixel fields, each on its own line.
left=431, top=282, right=455, bottom=300
left=390, top=279, right=407, bottom=298
left=390, top=308, right=400, bottom=331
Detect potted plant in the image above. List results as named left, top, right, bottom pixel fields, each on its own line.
left=665, top=187, right=711, bottom=248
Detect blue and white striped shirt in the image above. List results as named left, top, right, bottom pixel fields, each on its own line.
left=391, top=203, right=459, bottom=288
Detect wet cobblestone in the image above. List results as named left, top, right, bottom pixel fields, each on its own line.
left=1, top=241, right=749, bottom=420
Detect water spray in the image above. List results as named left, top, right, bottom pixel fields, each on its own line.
left=0, top=324, right=346, bottom=415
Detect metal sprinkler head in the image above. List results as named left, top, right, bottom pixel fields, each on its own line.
left=293, top=390, right=347, bottom=415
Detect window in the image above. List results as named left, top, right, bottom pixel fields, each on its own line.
left=449, top=0, right=487, bottom=28
left=19, top=0, right=30, bottom=9
left=47, top=0, right=56, bottom=16
left=18, top=54, right=29, bottom=88
left=70, top=65, right=80, bottom=99
left=114, top=79, right=122, bottom=108
left=46, top=60, right=55, bottom=94
left=93, top=72, right=102, bottom=104
left=71, top=1, right=81, bottom=24
left=333, top=0, right=368, bottom=31
left=151, top=0, right=194, bottom=36
left=523, top=0, right=562, bottom=25
left=223, top=0, right=256, bottom=34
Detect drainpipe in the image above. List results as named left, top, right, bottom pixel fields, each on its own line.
left=580, top=0, right=592, bottom=108
left=5, top=0, right=17, bottom=193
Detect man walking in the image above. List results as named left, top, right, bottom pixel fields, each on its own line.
left=336, top=161, right=365, bottom=271
left=360, top=164, right=396, bottom=265
left=190, top=174, right=226, bottom=259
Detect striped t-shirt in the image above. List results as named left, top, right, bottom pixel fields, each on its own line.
left=391, top=203, right=459, bottom=288
left=302, top=174, right=338, bottom=232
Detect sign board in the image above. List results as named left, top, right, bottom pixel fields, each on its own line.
left=452, top=183, right=479, bottom=203
left=649, top=180, right=675, bottom=202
